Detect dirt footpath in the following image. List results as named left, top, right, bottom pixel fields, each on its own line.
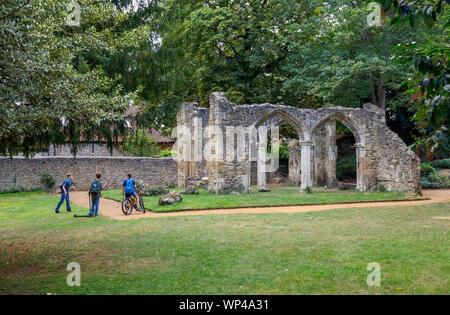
left=69, top=190, right=450, bottom=221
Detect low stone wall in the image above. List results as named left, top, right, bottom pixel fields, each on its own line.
left=0, top=157, right=177, bottom=191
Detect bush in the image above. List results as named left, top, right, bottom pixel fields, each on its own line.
left=155, top=149, right=177, bottom=158
left=431, top=159, right=450, bottom=169
left=420, top=163, right=435, bottom=177
left=379, top=184, right=386, bottom=192
left=336, top=156, right=356, bottom=181
left=40, top=173, right=56, bottom=191
left=428, top=172, right=450, bottom=186
left=421, top=172, right=450, bottom=189
left=267, top=144, right=290, bottom=159
left=123, top=129, right=160, bottom=157
left=304, top=186, right=312, bottom=194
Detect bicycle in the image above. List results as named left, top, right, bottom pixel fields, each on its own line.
left=121, top=189, right=145, bottom=215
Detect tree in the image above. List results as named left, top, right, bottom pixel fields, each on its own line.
left=0, top=0, right=133, bottom=157
left=122, top=129, right=160, bottom=157
left=118, top=0, right=437, bottom=130
left=283, top=1, right=434, bottom=111
left=370, top=0, right=449, bottom=154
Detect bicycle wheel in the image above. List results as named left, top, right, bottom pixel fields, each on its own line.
left=121, top=199, right=133, bottom=215
left=139, top=196, right=145, bottom=213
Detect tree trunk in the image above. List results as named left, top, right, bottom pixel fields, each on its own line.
left=377, top=80, right=386, bottom=111
left=371, top=80, right=386, bottom=111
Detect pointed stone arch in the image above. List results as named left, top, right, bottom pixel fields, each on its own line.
left=311, top=111, right=366, bottom=191
left=311, top=112, right=363, bottom=145
left=254, top=109, right=307, bottom=142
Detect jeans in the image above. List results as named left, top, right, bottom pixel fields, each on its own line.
left=91, top=197, right=100, bottom=216
left=55, top=192, right=70, bottom=211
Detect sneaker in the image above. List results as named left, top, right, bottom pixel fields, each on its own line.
left=54, top=210, right=60, bottom=214
left=67, top=209, right=72, bottom=213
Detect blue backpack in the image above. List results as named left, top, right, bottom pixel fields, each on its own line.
left=60, top=179, right=68, bottom=191
left=124, top=178, right=134, bottom=194
left=89, top=180, right=101, bottom=194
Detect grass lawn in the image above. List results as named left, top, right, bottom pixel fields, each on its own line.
left=101, top=186, right=422, bottom=212
left=0, top=191, right=449, bottom=295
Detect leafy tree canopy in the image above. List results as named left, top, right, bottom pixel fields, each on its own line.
left=0, top=0, right=135, bottom=157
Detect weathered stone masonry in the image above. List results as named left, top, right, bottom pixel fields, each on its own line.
left=0, top=157, right=177, bottom=191
left=177, top=92, right=421, bottom=193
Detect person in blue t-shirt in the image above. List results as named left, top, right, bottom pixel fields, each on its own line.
left=122, top=173, right=137, bottom=199
left=55, top=174, right=73, bottom=214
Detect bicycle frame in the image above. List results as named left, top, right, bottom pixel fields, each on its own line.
left=128, top=189, right=141, bottom=207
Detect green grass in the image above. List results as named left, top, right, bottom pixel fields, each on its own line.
left=102, top=186, right=421, bottom=212
left=0, top=191, right=449, bottom=295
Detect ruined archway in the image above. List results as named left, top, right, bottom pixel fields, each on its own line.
left=311, top=112, right=365, bottom=191
left=177, top=93, right=420, bottom=194
left=251, top=109, right=306, bottom=190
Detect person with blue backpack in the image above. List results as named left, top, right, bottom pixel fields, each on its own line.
left=122, top=173, right=137, bottom=199
left=55, top=174, right=73, bottom=214
left=88, top=172, right=103, bottom=217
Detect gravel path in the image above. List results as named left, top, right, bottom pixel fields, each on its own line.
left=69, top=190, right=450, bottom=221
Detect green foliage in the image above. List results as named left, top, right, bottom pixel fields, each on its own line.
left=304, top=186, right=312, bottom=194
left=379, top=184, right=386, bottom=192
left=420, top=159, right=450, bottom=188
left=421, top=172, right=450, bottom=188
left=421, top=162, right=436, bottom=176
left=372, top=0, right=449, bottom=153
left=336, top=156, right=357, bottom=181
left=0, top=0, right=132, bottom=157
left=1, top=0, right=447, bottom=157
left=284, top=1, right=425, bottom=110
left=268, top=144, right=290, bottom=159
left=431, top=158, right=450, bottom=169
left=122, top=129, right=160, bottom=157
left=40, top=173, right=56, bottom=191
left=155, top=149, right=177, bottom=158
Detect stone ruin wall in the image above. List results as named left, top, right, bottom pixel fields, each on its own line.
left=177, top=92, right=421, bottom=193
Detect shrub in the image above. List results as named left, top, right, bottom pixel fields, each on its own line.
left=304, top=186, right=312, bottom=194
left=267, top=144, right=290, bottom=159
left=155, top=149, right=177, bottom=158
left=123, top=129, right=160, bottom=157
left=428, top=172, right=450, bottom=186
left=421, top=172, right=450, bottom=189
left=420, top=163, right=435, bottom=177
left=431, top=159, right=450, bottom=169
left=40, top=173, right=56, bottom=191
left=421, top=179, right=447, bottom=189
left=379, top=184, right=386, bottom=192
left=336, top=156, right=356, bottom=181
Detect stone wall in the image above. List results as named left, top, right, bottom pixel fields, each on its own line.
left=177, top=92, right=421, bottom=193
left=0, top=157, right=177, bottom=191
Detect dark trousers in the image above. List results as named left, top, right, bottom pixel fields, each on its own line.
left=55, top=192, right=70, bottom=211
